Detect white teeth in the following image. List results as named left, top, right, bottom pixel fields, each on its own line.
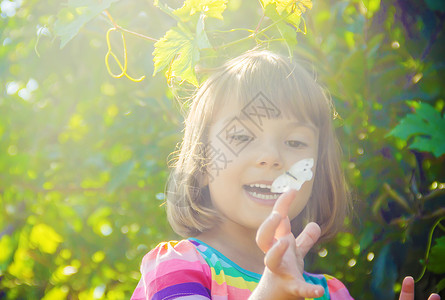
left=249, top=191, right=280, bottom=200
left=249, top=183, right=272, bottom=189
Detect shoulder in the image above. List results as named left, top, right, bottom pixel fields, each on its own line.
left=140, top=240, right=206, bottom=270
left=304, top=272, right=354, bottom=300
left=131, top=240, right=212, bottom=300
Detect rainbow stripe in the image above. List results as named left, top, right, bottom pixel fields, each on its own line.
left=131, top=239, right=353, bottom=300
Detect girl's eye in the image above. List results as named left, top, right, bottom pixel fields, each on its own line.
left=285, top=140, right=307, bottom=148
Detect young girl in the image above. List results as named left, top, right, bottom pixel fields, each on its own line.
left=130, top=50, right=440, bottom=300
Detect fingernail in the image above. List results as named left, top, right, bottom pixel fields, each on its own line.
left=315, top=289, right=320, bottom=297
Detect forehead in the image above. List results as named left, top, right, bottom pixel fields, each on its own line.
left=202, top=56, right=324, bottom=131
left=211, top=100, right=317, bottom=136
left=210, top=91, right=313, bottom=128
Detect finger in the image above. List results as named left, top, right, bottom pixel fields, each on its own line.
left=264, top=238, right=288, bottom=273
left=428, top=294, right=440, bottom=300
left=291, top=281, right=325, bottom=299
left=273, top=189, right=296, bottom=218
left=399, top=276, right=414, bottom=300
left=295, top=222, right=321, bottom=258
left=275, top=215, right=292, bottom=238
left=256, top=211, right=281, bottom=253
left=273, top=190, right=296, bottom=238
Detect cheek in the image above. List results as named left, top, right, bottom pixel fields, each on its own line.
left=206, top=140, right=249, bottom=179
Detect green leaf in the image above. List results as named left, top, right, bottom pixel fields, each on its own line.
left=425, top=0, right=445, bottom=12
left=262, top=0, right=312, bottom=19
left=30, top=223, right=63, bottom=254
left=371, top=244, right=397, bottom=299
left=173, top=0, right=227, bottom=22
left=387, top=102, right=445, bottom=157
left=427, top=236, right=445, bottom=274
left=42, top=286, right=69, bottom=300
left=359, top=224, right=375, bottom=251
left=196, top=14, right=212, bottom=50
left=363, top=0, right=381, bottom=18
left=0, top=235, right=14, bottom=265
left=153, top=25, right=201, bottom=86
left=54, top=0, right=119, bottom=48
left=436, top=278, right=445, bottom=293
left=264, top=3, right=298, bottom=50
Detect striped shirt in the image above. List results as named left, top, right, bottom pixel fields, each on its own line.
left=131, top=239, right=353, bottom=300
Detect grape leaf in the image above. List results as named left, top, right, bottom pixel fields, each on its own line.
left=54, top=0, right=119, bottom=48
left=264, top=3, right=298, bottom=49
left=387, top=101, right=445, bottom=157
left=153, top=16, right=211, bottom=86
left=427, top=236, right=445, bottom=274
left=173, top=0, right=227, bottom=22
left=262, top=0, right=312, bottom=28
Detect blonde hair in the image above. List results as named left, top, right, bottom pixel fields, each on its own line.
left=166, top=50, right=350, bottom=242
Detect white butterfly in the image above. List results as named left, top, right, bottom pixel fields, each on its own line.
left=270, top=158, right=314, bottom=193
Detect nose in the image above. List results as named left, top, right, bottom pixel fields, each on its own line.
left=255, top=143, right=283, bottom=169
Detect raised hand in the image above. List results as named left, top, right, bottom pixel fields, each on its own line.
left=399, top=276, right=440, bottom=300
left=251, top=189, right=324, bottom=300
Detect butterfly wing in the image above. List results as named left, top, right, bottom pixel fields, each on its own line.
left=287, top=158, right=314, bottom=190
left=270, top=173, right=292, bottom=193
left=271, top=158, right=314, bottom=192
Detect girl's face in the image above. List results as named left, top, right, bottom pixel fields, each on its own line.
left=205, top=97, right=319, bottom=231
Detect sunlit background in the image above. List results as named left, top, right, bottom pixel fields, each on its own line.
left=1, top=0, right=444, bottom=299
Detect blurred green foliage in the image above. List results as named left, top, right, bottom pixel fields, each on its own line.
left=1, top=0, right=444, bottom=299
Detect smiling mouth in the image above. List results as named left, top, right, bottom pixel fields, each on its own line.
left=243, top=184, right=282, bottom=201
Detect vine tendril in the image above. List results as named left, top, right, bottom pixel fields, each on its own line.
left=105, top=28, right=145, bottom=82
left=415, top=216, right=445, bottom=283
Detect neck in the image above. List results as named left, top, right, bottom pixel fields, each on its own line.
left=195, top=220, right=265, bottom=274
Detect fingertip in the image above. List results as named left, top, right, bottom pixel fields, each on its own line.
left=402, top=276, right=414, bottom=284
left=314, top=288, right=320, bottom=297
left=315, top=285, right=324, bottom=297
left=428, top=293, right=440, bottom=300
left=292, top=284, right=324, bottom=299
left=296, top=222, right=322, bottom=249
left=306, top=222, right=321, bottom=234
left=401, top=276, right=414, bottom=293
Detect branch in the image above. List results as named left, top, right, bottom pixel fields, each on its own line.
left=404, top=14, right=445, bottom=89
left=383, top=182, right=412, bottom=213
left=423, top=188, right=445, bottom=202
left=390, top=207, right=445, bottom=226
left=104, top=10, right=158, bottom=42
